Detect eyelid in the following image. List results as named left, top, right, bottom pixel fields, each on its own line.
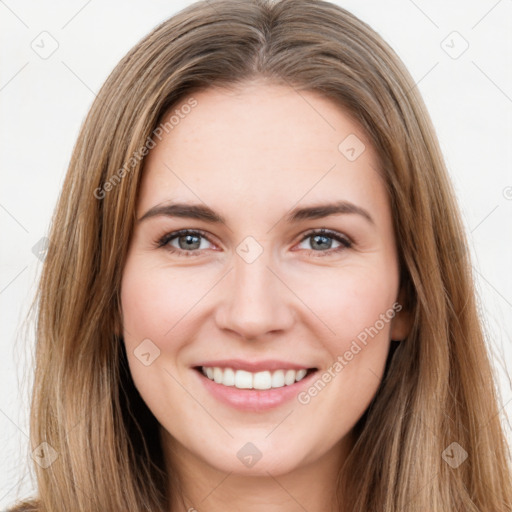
left=156, top=227, right=353, bottom=256
left=298, top=228, right=352, bottom=246
left=156, top=228, right=217, bottom=250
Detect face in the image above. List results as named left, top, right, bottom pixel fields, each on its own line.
left=120, top=82, right=410, bottom=478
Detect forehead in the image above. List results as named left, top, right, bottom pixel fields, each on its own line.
left=138, top=84, right=384, bottom=217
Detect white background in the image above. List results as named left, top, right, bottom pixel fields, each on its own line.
left=1, top=0, right=511, bottom=506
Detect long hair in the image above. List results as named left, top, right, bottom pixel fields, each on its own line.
left=9, top=0, right=512, bottom=510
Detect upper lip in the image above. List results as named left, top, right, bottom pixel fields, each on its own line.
left=194, top=359, right=317, bottom=372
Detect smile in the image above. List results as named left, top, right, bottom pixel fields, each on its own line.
left=193, top=365, right=319, bottom=412
left=198, top=366, right=317, bottom=390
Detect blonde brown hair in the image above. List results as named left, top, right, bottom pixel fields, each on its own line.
left=9, top=0, right=512, bottom=510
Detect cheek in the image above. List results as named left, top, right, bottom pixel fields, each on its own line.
left=293, top=263, right=397, bottom=399
left=292, top=261, right=398, bottom=345
left=120, top=257, right=219, bottom=404
left=121, top=257, right=205, bottom=342
left=293, top=264, right=398, bottom=419
left=119, top=258, right=199, bottom=414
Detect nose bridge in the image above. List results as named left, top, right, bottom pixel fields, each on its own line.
left=215, top=240, right=294, bottom=339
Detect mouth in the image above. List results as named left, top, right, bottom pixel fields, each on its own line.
left=193, top=366, right=318, bottom=390
left=193, top=364, right=319, bottom=411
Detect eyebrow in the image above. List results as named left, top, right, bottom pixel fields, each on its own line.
left=138, top=200, right=374, bottom=225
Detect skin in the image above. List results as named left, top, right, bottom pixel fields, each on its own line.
left=120, top=81, right=411, bottom=512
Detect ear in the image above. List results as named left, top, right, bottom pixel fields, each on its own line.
left=390, top=286, right=412, bottom=341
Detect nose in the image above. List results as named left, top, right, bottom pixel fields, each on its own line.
left=214, top=247, right=295, bottom=341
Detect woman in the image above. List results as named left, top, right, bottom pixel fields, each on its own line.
left=8, top=0, right=511, bottom=510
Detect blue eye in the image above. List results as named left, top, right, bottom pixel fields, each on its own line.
left=297, top=229, right=352, bottom=256
left=156, top=228, right=352, bottom=257
left=157, top=229, right=213, bottom=256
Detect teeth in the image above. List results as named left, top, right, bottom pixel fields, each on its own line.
left=200, top=366, right=310, bottom=389
left=235, top=370, right=253, bottom=389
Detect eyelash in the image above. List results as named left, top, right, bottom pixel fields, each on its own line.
left=155, top=228, right=353, bottom=257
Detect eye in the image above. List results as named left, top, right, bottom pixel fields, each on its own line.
left=295, top=228, right=352, bottom=256
left=156, top=229, right=215, bottom=257
left=156, top=228, right=352, bottom=257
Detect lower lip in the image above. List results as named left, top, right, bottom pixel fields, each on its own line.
left=194, top=368, right=318, bottom=412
